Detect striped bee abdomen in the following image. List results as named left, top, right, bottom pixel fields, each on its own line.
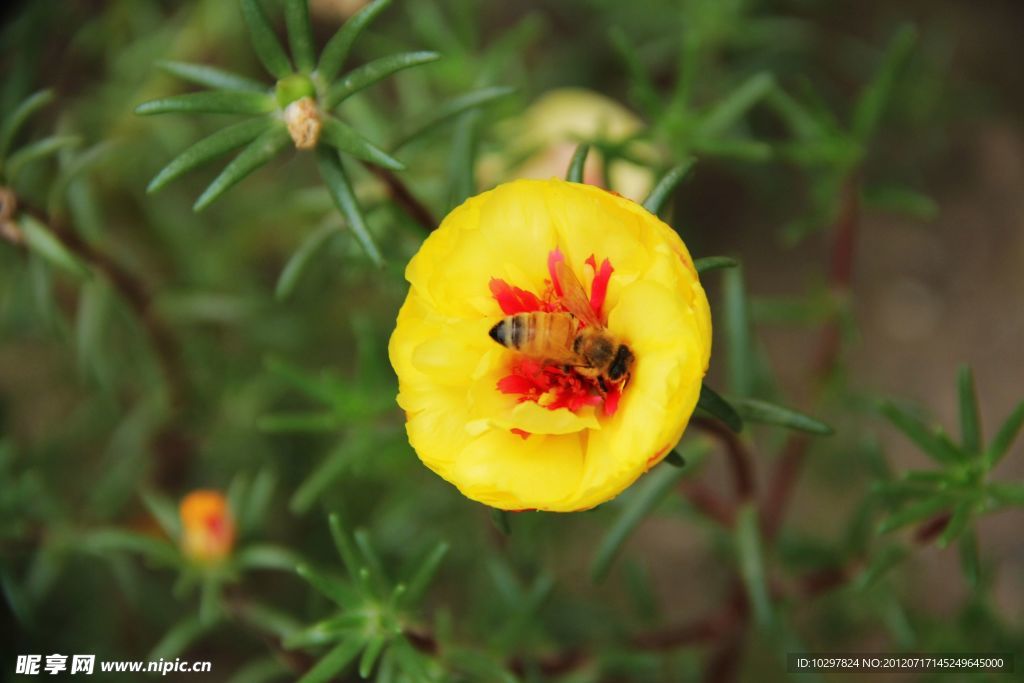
left=489, top=312, right=577, bottom=358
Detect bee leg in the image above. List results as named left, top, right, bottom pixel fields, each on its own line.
left=598, top=376, right=608, bottom=393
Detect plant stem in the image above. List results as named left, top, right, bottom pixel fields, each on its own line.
left=761, top=170, right=862, bottom=540
left=693, top=416, right=756, bottom=502
left=364, top=163, right=437, bottom=232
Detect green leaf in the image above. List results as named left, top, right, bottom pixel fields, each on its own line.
left=141, top=489, right=181, bottom=541
left=321, top=117, right=404, bottom=170
left=664, top=449, right=686, bottom=468
left=328, top=513, right=364, bottom=580
left=157, top=60, right=267, bottom=92
left=259, top=411, right=339, bottom=433
left=296, top=564, right=353, bottom=606
left=731, top=397, right=833, bottom=435
left=694, top=256, right=738, bottom=275
left=297, top=638, right=363, bottom=683
left=643, top=159, right=696, bottom=216
left=353, top=529, right=386, bottom=582
left=446, top=109, right=478, bottom=212
left=958, top=527, right=980, bottom=589
left=18, top=215, right=91, bottom=279
left=358, top=636, right=386, bottom=678
left=496, top=573, right=555, bottom=648
left=48, top=141, right=114, bottom=215
left=735, top=503, right=773, bottom=626
left=284, top=0, right=316, bottom=73
left=871, top=475, right=946, bottom=502
left=985, top=399, right=1024, bottom=469
left=608, top=27, right=661, bottom=117
left=489, top=508, right=511, bottom=536
left=225, top=658, right=290, bottom=683
left=692, top=137, right=773, bottom=162
left=400, top=542, right=448, bottom=608
left=4, top=135, right=81, bottom=182
left=233, top=602, right=303, bottom=640
left=957, top=366, right=981, bottom=455
left=448, top=650, right=517, bottom=683
left=241, top=468, right=276, bottom=534
left=240, top=0, right=293, bottom=80
left=861, top=184, right=938, bottom=220
left=879, top=400, right=965, bottom=465
left=325, top=51, right=440, bottom=109
left=590, top=449, right=698, bottom=581
left=765, top=86, right=823, bottom=141
left=623, top=561, right=658, bottom=622
left=375, top=648, right=397, bottom=683
left=135, top=91, right=274, bottom=117
left=149, top=616, right=208, bottom=660
left=148, top=117, right=273, bottom=193
left=290, top=441, right=356, bottom=513
left=0, top=89, right=54, bottom=161
left=275, top=223, right=341, bottom=301
left=77, top=529, right=179, bottom=567
left=194, top=124, right=290, bottom=210
left=199, top=576, right=222, bottom=629
left=852, top=25, right=916, bottom=142
left=287, top=613, right=367, bottom=648
left=316, top=147, right=383, bottom=266
left=697, top=383, right=743, bottom=433
left=264, top=356, right=337, bottom=405
left=937, top=501, right=973, bottom=548
left=696, top=72, right=775, bottom=138
left=74, top=279, right=111, bottom=383
left=878, top=495, right=951, bottom=534
left=565, top=143, right=590, bottom=183
left=235, top=544, right=301, bottom=571
left=318, top=0, right=393, bottom=83
left=390, top=86, right=515, bottom=152
left=987, top=482, right=1024, bottom=507
left=854, top=544, right=907, bottom=590
left=722, top=266, right=757, bottom=398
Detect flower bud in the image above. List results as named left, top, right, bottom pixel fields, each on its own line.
left=284, top=97, right=322, bottom=151
left=479, top=89, right=659, bottom=201
left=179, top=490, right=235, bottom=565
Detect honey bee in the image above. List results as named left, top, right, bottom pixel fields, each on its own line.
left=488, top=260, right=634, bottom=390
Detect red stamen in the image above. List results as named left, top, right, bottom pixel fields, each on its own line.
left=603, top=384, right=622, bottom=416
left=490, top=278, right=543, bottom=315
left=585, top=255, right=613, bottom=319
left=547, top=248, right=566, bottom=297
left=510, top=428, right=531, bottom=440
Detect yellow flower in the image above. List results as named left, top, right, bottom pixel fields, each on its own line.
left=478, top=89, right=660, bottom=201
left=389, top=179, right=711, bottom=512
left=179, top=490, right=235, bottom=565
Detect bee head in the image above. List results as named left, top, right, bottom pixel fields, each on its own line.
left=607, top=344, right=634, bottom=382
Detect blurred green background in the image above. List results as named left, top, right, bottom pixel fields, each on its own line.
left=2, top=0, right=1022, bottom=681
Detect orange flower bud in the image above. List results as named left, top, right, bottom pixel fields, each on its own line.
left=179, top=490, right=235, bottom=564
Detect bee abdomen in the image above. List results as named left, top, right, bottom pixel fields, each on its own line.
left=489, top=314, right=532, bottom=349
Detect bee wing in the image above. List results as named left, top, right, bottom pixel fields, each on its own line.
left=555, top=260, right=603, bottom=329
left=537, top=342, right=585, bottom=367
